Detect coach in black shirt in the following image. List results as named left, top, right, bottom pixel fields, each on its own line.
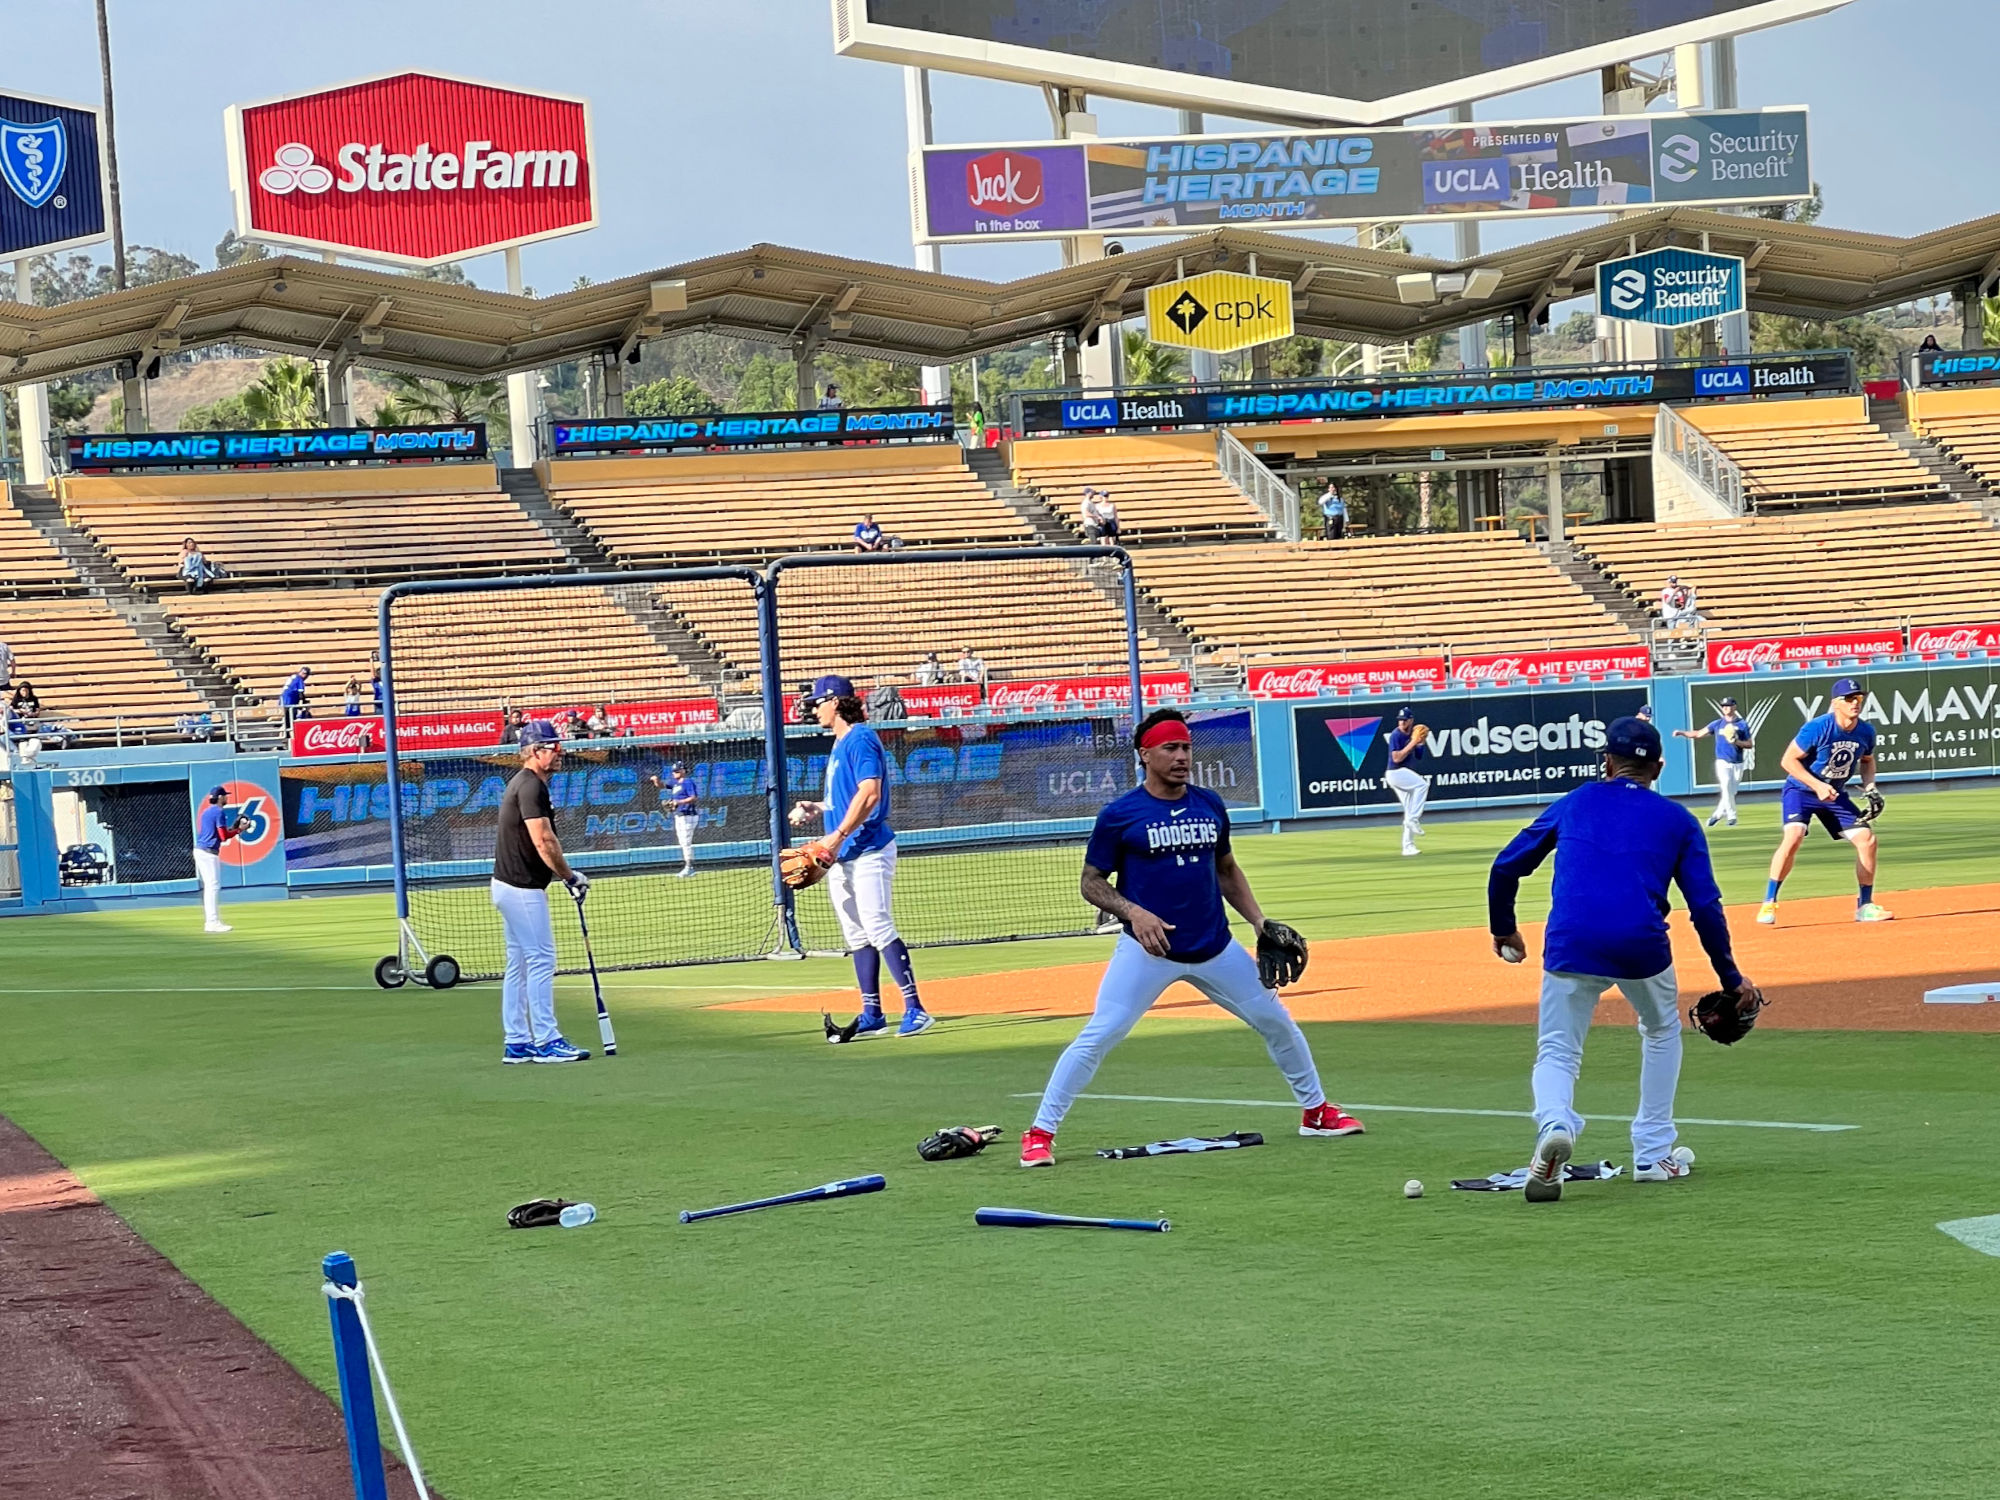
left=491, top=719, right=591, bottom=1064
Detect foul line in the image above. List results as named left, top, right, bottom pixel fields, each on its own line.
left=1014, top=1092, right=1857, bottom=1133
left=16, top=982, right=841, bottom=995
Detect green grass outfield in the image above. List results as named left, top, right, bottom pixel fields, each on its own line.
left=6, top=787, right=2000, bottom=1499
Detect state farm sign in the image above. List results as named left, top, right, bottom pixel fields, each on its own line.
left=1705, top=628, right=1904, bottom=675
left=226, top=71, right=596, bottom=265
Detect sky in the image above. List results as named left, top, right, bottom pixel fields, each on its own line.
left=3, top=0, right=1992, bottom=298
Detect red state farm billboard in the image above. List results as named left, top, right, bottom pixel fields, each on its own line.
left=1705, top=628, right=1905, bottom=674
left=226, top=71, right=596, bottom=266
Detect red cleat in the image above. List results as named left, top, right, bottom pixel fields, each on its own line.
left=1300, top=1102, right=1365, bottom=1137
left=1020, top=1127, right=1055, bottom=1167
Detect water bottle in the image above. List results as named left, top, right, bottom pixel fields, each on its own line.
left=558, top=1203, right=596, bottom=1229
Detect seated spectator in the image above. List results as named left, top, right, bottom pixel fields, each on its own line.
left=914, top=651, right=942, bottom=687
left=957, top=645, right=987, bottom=685
left=343, top=677, right=363, bottom=716
left=1080, top=488, right=1121, bottom=543
left=279, top=665, right=312, bottom=722
left=586, top=704, right=611, bottom=738
left=177, top=537, right=223, bottom=592
left=818, top=383, right=844, bottom=411
left=1658, top=575, right=1703, bottom=634
left=854, top=514, right=886, bottom=553
left=177, top=710, right=215, bottom=742
left=1318, top=487, right=1348, bottom=540
left=500, top=709, right=525, bottom=746
left=865, top=677, right=908, bottom=721
left=1918, top=333, right=1943, bottom=353
left=9, top=681, right=41, bottom=719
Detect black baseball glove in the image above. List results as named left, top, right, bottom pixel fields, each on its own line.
left=506, top=1198, right=579, bottom=1228
left=918, top=1125, right=1002, bottom=1162
left=1688, top=985, right=1767, bottom=1045
left=1256, top=920, right=1309, bottom=989
left=1857, top=786, right=1885, bottom=826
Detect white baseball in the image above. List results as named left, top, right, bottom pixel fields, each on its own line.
left=1672, top=1146, right=1695, bottom=1167
left=1403, top=1179, right=1424, bottom=1199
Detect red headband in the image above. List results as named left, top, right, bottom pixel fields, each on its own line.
left=1138, top=720, right=1192, bottom=750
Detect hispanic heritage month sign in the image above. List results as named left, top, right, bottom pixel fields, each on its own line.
left=67, top=424, right=487, bottom=471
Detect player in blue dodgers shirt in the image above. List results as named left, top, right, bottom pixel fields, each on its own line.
left=1759, top=677, right=1890, bottom=925
left=1673, top=694, right=1753, bottom=827
left=1020, top=709, right=1362, bottom=1167
left=1489, top=715, right=1757, bottom=1202
left=1383, top=705, right=1430, bottom=856
left=789, top=675, right=934, bottom=1040
left=647, top=760, right=700, bottom=878
left=193, top=786, right=244, bottom=934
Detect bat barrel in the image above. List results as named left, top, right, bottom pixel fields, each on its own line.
left=975, top=1207, right=1170, bottom=1232
left=681, top=1174, right=886, bottom=1224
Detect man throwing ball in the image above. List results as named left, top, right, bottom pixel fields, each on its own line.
left=1489, top=715, right=1754, bottom=1202
left=1760, top=677, right=1889, bottom=925
left=1384, top=705, right=1430, bottom=856
left=648, top=760, right=700, bottom=878
left=1020, top=709, right=1361, bottom=1167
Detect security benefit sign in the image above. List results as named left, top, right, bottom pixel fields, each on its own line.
left=1145, top=271, right=1293, bottom=356
left=1294, top=687, right=1647, bottom=813
left=0, top=89, right=109, bottom=259
left=1597, top=246, right=1744, bottom=328
left=1689, top=666, right=2000, bottom=789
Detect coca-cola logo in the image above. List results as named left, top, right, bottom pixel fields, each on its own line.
left=1453, top=657, right=1521, bottom=683
left=990, top=681, right=1063, bottom=707
left=297, top=719, right=377, bottom=753
left=965, top=152, right=1043, bottom=214
left=1712, top=641, right=1782, bottom=669
left=1257, top=668, right=1334, bottom=694
left=1912, top=627, right=1991, bottom=653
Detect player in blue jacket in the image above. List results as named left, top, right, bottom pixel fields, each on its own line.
left=193, top=786, right=244, bottom=933
left=1020, top=709, right=1362, bottom=1167
left=648, top=760, right=700, bottom=878
left=1488, top=716, right=1757, bottom=1202
left=1760, top=677, right=1889, bottom=925
left=1383, top=705, right=1430, bottom=856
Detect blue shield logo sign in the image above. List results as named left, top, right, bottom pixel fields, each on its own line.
left=1, top=119, right=68, bottom=209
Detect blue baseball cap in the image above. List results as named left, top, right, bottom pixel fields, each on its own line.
left=1718, top=696, right=1737, bottom=707
left=803, top=674, right=854, bottom=707
left=1830, top=677, right=1865, bottom=698
left=670, top=760, right=687, bottom=772
left=1396, top=705, right=1415, bottom=720
left=207, top=785, right=229, bottom=801
left=1604, top=715, right=1662, bottom=761
left=519, top=718, right=562, bottom=746
left=1638, top=703, right=1654, bottom=716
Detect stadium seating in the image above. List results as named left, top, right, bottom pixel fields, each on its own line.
left=162, top=587, right=710, bottom=720
left=1010, top=434, right=1277, bottom=544
left=544, top=447, right=1031, bottom=564
left=1915, top=407, right=2000, bottom=493
left=59, top=465, right=561, bottom=588
left=1571, top=503, right=2000, bottom=633
left=1, top=488, right=81, bottom=596
left=0, top=598, right=208, bottom=735
left=1130, top=534, right=1640, bottom=661
left=1685, top=398, right=1941, bottom=509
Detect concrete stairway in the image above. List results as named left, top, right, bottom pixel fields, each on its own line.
left=1541, top=539, right=1658, bottom=638
left=1869, top=397, right=1997, bottom=517
left=501, top=468, right=612, bottom=569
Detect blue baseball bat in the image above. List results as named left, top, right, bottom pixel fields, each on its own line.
left=680, top=1175, right=886, bottom=1224
left=975, top=1206, right=1171, bottom=1233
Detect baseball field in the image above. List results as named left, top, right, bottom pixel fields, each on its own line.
left=7, top=786, right=2000, bottom=1499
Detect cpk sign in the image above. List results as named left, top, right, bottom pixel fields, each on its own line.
left=1248, top=657, right=1449, bottom=699
left=226, top=71, right=596, bottom=266
left=1452, top=648, right=1651, bottom=686
left=1706, top=629, right=1904, bottom=675
left=1909, top=622, right=2000, bottom=658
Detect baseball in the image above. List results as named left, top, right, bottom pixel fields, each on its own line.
left=1671, top=1146, right=1696, bottom=1167
left=1403, top=1179, right=1424, bottom=1199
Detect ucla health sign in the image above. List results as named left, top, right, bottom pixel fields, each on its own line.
left=0, top=90, right=110, bottom=259
left=1597, top=246, right=1745, bottom=328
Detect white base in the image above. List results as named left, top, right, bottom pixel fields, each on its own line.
left=1923, top=982, right=2000, bottom=1005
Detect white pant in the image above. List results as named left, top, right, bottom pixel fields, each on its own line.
left=1533, top=967, right=1683, bottom=1164
left=1033, top=937, right=1326, bottom=1133
left=824, top=841, right=899, bottom=951
left=1384, top=766, right=1428, bottom=852
left=675, top=813, right=698, bottom=866
left=491, top=878, right=560, bottom=1046
left=1712, top=761, right=1743, bottom=821
left=193, top=848, right=223, bottom=925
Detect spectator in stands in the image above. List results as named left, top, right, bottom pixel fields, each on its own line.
left=957, top=645, right=987, bottom=685
left=1918, top=333, right=1943, bottom=354
left=1318, top=487, right=1348, bottom=540
left=854, top=514, right=886, bottom=552
left=8, top=681, right=36, bottom=720
left=177, top=537, right=223, bottom=592
left=916, top=651, right=942, bottom=686
left=818, top=383, right=845, bottom=411
left=501, top=709, right=524, bottom=746
left=586, top=705, right=611, bottom=738
left=967, top=404, right=985, bottom=449
left=866, top=676, right=908, bottom=721
left=370, top=662, right=384, bottom=715
left=1658, top=575, right=1703, bottom=635
left=1081, top=487, right=1121, bottom=544
left=178, top=711, right=214, bottom=743
left=279, top=665, right=312, bottom=723
left=343, top=677, right=363, bottom=716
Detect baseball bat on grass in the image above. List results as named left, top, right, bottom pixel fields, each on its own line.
left=680, top=1175, right=886, bottom=1224
left=975, top=1206, right=1170, bottom=1233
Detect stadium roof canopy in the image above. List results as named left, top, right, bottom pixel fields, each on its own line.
left=3, top=207, right=1998, bottom=389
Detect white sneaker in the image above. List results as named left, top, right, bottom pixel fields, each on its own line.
left=1634, top=1156, right=1692, bottom=1183
left=1402, top=846, right=1420, bottom=857
left=676, top=866, right=694, bottom=879
left=205, top=922, right=232, bottom=934
left=1524, top=1125, right=1572, bottom=1203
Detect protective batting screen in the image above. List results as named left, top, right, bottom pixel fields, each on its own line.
left=377, top=551, right=1169, bottom=982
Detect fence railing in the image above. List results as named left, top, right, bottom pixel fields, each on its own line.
left=1654, top=405, right=1749, bottom=517
left=1216, top=428, right=1300, bottom=541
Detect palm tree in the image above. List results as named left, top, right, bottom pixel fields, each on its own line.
left=376, top=372, right=510, bottom=427
left=1121, top=329, right=1188, bottom=388
left=240, top=358, right=322, bottom=429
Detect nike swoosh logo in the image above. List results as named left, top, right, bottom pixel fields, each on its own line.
left=1170, top=807, right=1186, bottom=816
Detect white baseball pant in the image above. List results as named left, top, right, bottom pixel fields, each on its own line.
left=1032, top=936, right=1326, bottom=1133
left=490, top=878, right=560, bottom=1046
left=675, top=813, right=699, bottom=868
left=1532, top=966, right=1683, bottom=1165
left=193, top=848, right=224, bottom=927
left=1713, top=760, right=1743, bottom=822
left=1384, top=765, right=1428, bottom=853
left=825, top=841, right=900, bottom=950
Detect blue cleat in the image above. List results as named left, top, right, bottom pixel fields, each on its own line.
left=897, top=1009, right=936, bottom=1038
left=502, top=1042, right=537, bottom=1065
left=533, top=1035, right=591, bottom=1063
left=851, top=1009, right=891, bottom=1039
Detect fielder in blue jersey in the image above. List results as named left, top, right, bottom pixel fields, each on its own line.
left=1489, top=716, right=1756, bottom=1202
left=1019, top=709, right=1362, bottom=1167
left=648, top=760, right=701, bottom=878
left=1760, top=677, right=1889, bottom=925
left=788, top=674, right=933, bottom=1040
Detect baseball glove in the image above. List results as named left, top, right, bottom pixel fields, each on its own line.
left=1857, top=786, right=1885, bottom=826
left=506, top=1198, right=579, bottom=1229
left=918, top=1125, right=1002, bottom=1162
left=1256, top=920, right=1309, bottom=989
left=779, top=840, right=836, bottom=890
left=1410, top=724, right=1431, bottom=746
left=1688, top=985, right=1767, bottom=1046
